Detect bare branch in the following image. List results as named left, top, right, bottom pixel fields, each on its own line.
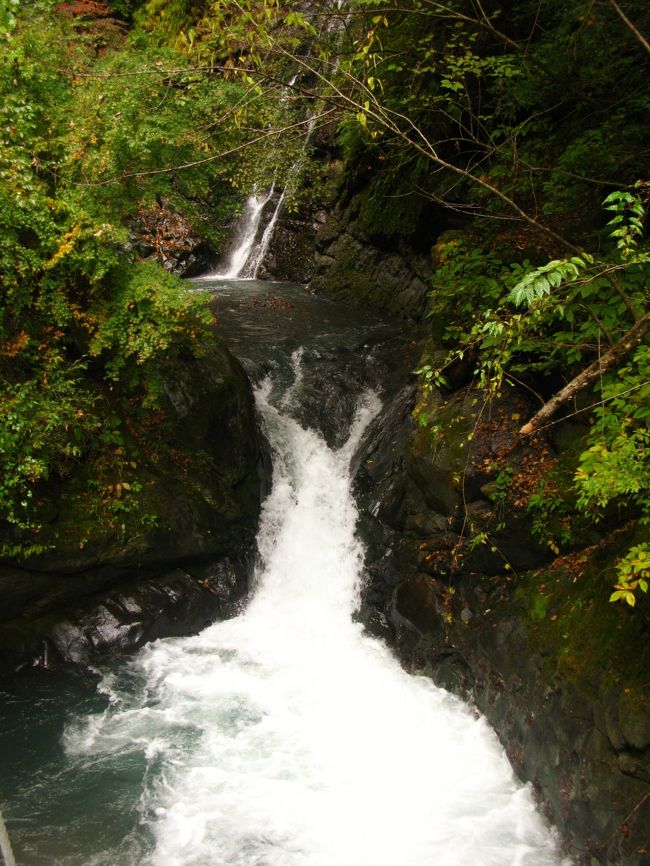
left=520, top=311, right=650, bottom=434
left=607, top=0, right=650, bottom=54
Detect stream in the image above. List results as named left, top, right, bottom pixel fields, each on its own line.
left=0, top=278, right=569, bottom=866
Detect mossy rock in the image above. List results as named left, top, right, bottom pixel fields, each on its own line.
left=514, top=525, right=650, bottom=693
left=0, top=339, right=267, bottom=662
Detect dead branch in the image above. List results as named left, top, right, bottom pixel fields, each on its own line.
left=607, top=0, right=650, bottom=54
left=519, top=310, right=650, bottom=434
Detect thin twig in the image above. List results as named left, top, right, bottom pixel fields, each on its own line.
left=607, top=0, right=650, bottom=54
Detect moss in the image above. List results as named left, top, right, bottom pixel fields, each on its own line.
left=515, top=527, right=649, bottom=694
left=357, top=179, right=425, bottom=240
left=411, top=383, right=477, bottom=468
left=342, top=152, right=432, bottom=241
left=315, top=265, right=405, bottom=316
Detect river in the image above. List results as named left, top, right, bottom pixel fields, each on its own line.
left=0, top=278, right=568, bottom=866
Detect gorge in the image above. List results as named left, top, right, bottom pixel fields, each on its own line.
left=1, top=273, right=568, bottom=866
left=1, top=2, right=649, bottom=865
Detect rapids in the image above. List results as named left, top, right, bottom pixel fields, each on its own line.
left=0, top=281, right=569, bottom=866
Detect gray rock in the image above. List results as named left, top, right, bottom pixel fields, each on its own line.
left=308, top=196, right=434, bottom=320
left=0, top=342, right=268, bottom=671
left=38, top=567, right=243, bottom=667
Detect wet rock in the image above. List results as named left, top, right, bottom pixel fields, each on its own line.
left=617, top=750, right=650, bottom=783
left=361, top=607, right=395, bottom=643
left=604, top=696, right=628, bottom=752
left=309, top=197, right=433, bottom=320
left=352, top=384, right=416, bottom=525
left=288, top=348, right=371, bottom=448
left=431, top=652, right=474, bottom=696
left=0, top=341, right=268, bottom=671
left=619, top=692, right=650, bottom=752
left=34, top=564, right=248, bottom=668
left=261, top=205, right=329, bottom=283
left=394, top=573, right=445, bottom=637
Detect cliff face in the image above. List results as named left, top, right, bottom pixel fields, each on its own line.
left=351, top=377, right=650, bottom=866
left=308, top=194, right=433, bottom=320
left=0, top=340, right=269, bottom=672
left=261, top=164, right=439, bottom=320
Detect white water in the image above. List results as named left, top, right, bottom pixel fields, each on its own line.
left=244, top=189, right=286, bottom=279
left=63, top=370, right=568, bottom=866
left=213, top=186, right=276, bottom=279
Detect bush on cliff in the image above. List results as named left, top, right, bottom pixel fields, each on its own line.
left=0, top=2, right=252, bottom=556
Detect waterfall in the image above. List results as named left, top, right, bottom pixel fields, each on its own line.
left=212, top=185, right=277, bottom=279
left=242, top=189, right=286, bottom=279
left=60, top=360, right=569, bottom=866
left=209, top=182, right=286, bottom=281
left=209, top=77, right=316, bottom=281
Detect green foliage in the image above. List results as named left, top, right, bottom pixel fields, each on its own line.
left=573, top=343, right=650, bottom=603
left=89, top=261, right=213, bottom=397
left=419, top=189, right=649, bottom=603
left=575, top=430, right=649, bottom=511
left=603, top=187, right=650, bottom=261
left=435, top=193, right=648, bottom=378
left=0, top=2, right=245, bottom=553
left=327, top=0, right=650, bottom=240
left=0, top=356, right=100, bottom=535
left=427, top=238, right=513, bottom=345
left=0, top=0, right=19, bottom=33
left=507, top=255, right=594, bottom=308
left=527, top=476, right=574, bottom=555
left=414, top=363, right=448, bottom=393
left=610, top=544, right=650, bottom=607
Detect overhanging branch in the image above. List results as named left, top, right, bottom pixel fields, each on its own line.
left=519, top=310, right=650, bottom=435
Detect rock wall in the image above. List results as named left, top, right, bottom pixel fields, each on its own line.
left=353, top=376, right=650, bottom=866
left=260, top=201, right=330, bottom=284
left=309, top=194, right=433, bottom=319
left=258, top=160, right=439, bottom=319
left=0, top=341, right=269, bottom=673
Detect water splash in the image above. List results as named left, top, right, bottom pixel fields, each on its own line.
left=63, top=367, right=569, bottom=866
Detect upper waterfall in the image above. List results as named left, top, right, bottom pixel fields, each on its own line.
left=212, top=185, right=283, bottom=280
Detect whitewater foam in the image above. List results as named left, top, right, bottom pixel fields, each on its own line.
left=63, top=371, right=569, bottom=866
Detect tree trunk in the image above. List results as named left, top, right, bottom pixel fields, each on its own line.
left=520, top=311, right=650, bottom=435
